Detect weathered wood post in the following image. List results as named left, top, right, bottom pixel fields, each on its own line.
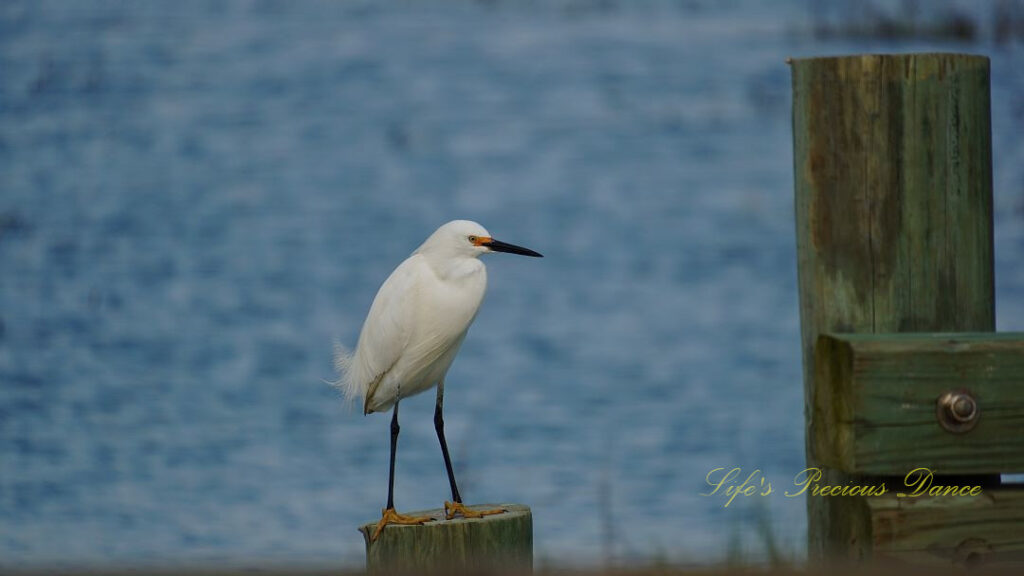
left=792, top=53, right=1024, bottom=566
left=359, top=503, right=532, bottom=573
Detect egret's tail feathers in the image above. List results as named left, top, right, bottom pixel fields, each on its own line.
left=332, top=341, right=363, bottom=407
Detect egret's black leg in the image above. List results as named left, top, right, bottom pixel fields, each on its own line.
left=433, top=385, right=463, bottom=504
left=386, top=402, right=400, bottom=510
left=371, top=401, right=431, bottom=542
left=435, top=382, right=505, bottom=520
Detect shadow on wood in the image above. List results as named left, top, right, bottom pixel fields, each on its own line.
left=359, top=503, right=532, bottom=574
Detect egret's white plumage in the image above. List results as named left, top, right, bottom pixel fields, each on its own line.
left=335, top=219, right=541, bottom=538
left=336, top=220, right=520, bottom=414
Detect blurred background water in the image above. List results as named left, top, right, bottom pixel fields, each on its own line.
left=1, top=0, right=1023, bottom=571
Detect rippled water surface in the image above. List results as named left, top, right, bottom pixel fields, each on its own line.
left=2, top=0, right=1023, bottom=570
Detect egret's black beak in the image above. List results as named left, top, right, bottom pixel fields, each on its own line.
left=484, top=238, right=543, bottom=258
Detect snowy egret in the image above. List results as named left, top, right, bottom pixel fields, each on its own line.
left=335, top=220, right=542, bottom=541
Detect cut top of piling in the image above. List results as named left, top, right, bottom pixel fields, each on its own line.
left=360, top=503, right=533, bottom=574
left=788, top=51, right=988, bottom=66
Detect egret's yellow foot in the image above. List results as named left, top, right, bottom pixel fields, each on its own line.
left=370, top=507, right=433, bottom=542
left=444, top=501, right=505, bottom=520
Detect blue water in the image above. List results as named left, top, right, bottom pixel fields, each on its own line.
left=2, top=0, right=1023, bottom=570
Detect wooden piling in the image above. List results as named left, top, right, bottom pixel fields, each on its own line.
left=359, top=503, right=532, bottom=574
left=791, top=53, right=999, bottom=562
left=813, top=332, right=1024, bottom=475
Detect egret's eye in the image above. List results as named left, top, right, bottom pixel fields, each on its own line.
left=468, top=235, right=478, bottom=244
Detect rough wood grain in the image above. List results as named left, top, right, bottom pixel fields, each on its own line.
left=359, top=504, right=532, bottom=574
left=869, top=487, right=1024, bottom=567
left=815, top=333, right=1024, bottom=475
left=791, top=53, right=994, bottom=559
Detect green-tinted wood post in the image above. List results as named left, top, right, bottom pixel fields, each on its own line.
left=791, top=53, right=995, bottom=560
left=359, top=503, right=532, bottom=574
left=813, top=333, right=1024, bottom=475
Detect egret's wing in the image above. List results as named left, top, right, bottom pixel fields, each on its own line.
left=341, top=255, right=424, bottom=411
left=400, top=310, right=471, bottom=381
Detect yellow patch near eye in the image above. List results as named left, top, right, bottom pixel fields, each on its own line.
left=471, top=236, right=492, bottom=246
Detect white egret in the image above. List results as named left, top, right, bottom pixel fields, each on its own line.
left=335, top=219, right=542, bottom=541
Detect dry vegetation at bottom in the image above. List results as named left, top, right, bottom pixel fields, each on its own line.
left=3, top=565, right=1023, bottom=576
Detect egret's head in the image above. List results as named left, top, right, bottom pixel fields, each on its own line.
left=422, top=220, right=543, bottom=259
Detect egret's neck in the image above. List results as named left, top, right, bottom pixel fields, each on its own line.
left=424, top=253, right=486, bottom=283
